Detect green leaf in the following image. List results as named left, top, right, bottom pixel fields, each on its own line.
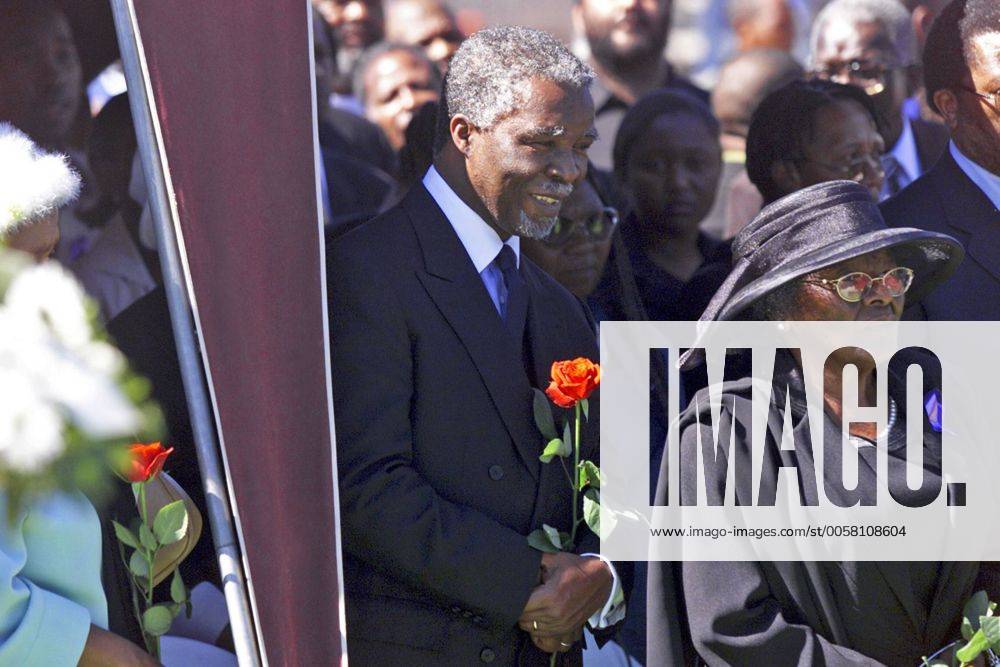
left=139, top=523, right=158, bottom=551
left=153, top=500, right=189, bottom=545
left=527, top=528, right=560, bottom=553
left=170, top=569, right=187, bottom=605
left=581, top=399, right=589, bottom=421
left=965, top=590, right=990, bottom=632
left=128, top=550, right=149, bottom=579
left=533, top=389, right=558, bottom=441
left=583, top=488, right=616, bottom=539
left=543, top=524, right=563, bottom=550
left=539, top=439, right=564, bottom=463
left=981, top=615, right=1000, bottom=648
left=141, top=604, right=175, bottom=637
left=578, top=460, right=602, bottom=490
left=956, top=629, right=990, bottom=663
left=112, top=520, right=140, bottom=549
left=962, top=614, right=975, bottom=641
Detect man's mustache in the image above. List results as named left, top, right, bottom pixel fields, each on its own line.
left=535, top=182, right=575, bottom=198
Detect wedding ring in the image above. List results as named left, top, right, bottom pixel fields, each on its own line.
left=532, top=620, right=539, bottom=631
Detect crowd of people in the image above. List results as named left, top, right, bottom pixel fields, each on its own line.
left=1, top=0, right=999, bottom=664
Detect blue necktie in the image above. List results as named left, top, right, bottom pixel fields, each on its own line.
left=495, top=245, right=528, bottom=343
left=881, top=154, right=911, bottom=199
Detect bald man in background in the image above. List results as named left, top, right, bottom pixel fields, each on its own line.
left=727, top=0, right=796, bottom=52
left=385, top=0, right=463, bottom=73
left=702, top=49, right=803, bottom=238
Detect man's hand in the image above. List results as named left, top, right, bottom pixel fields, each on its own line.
left=531, top=628, right=582, bottom=654
left=518, top=551, right=613, bottom=639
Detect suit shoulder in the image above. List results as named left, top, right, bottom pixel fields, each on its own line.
left=879, top=169, right=944, bottom=229
left=327, top=203, right=415, bottom=265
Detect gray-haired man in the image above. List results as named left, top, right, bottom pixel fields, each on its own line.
left=809, top=0, right=950, bottom=199
left=328, top=26, right=626, bottom=665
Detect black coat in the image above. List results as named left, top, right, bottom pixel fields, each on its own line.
left=880, top=148, right=1000, bottom=321
left=648, top=353, right=977, bottom=666
left=327, top=184, right=622, bottom=665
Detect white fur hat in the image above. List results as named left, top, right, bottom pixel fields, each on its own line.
left=0, top=123, right=81, bottom=237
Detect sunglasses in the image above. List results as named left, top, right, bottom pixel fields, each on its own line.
left=543, top=207, right=619, bottom=246
left=803, top=266, right=914, bottom=303
left=809, top=61, right=904, bottom=96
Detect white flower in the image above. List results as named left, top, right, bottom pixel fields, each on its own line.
left=4, top=262, right=92, bottom=350
left=0, top=367, right=64, bottom=473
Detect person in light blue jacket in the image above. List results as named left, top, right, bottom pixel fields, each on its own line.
left=0, top=491, right=158, bottom=666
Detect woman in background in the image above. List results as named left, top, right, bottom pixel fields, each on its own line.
left=0, top=123, right=157, bottom=665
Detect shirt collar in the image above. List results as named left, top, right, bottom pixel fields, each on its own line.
left=889, top=112, right=921, bottom=181
left=950, top=141, right=1000, bottom=211
left=422, top=166, right=519, bottom=272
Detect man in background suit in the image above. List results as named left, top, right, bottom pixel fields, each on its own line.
left=810, top=0, right=951, bottom=200
left=328, top=26, right=626, bottom=665
left=881, top=0, right=1000, bottom=320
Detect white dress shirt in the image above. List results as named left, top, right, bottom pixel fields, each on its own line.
left=421, top=166, right=626, bottom=629
left=950, top=141, right=1000, bottom=211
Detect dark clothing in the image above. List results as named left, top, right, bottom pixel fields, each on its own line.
left=321, top=148, right=395, bottom=235
left=881, top=148, right=1000, bottom=321
left=619, top=218, right=732, bottom=323
left=327, top=184, right=626, bottom=665
left=910, top=117, right=951, bottom=179
left=317, top=105, right=397, bottom=176
left=587, top=67, right=709, bottom=172
left=649, top=352, right=977, bottom=666
left=316, top=107, right=397, bottom=233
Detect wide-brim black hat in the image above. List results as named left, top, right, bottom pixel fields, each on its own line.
left=679, top=180, right=964, bottom=369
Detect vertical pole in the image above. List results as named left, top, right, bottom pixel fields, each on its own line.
left=108, top=1, right=263, bottom=663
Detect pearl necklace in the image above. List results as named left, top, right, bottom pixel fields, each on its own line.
left=849, top=396, right=897, bottom=449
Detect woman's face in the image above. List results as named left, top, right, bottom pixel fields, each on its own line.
left=793, top=99, right=885, bottom=201
left=5, top=212, right=60, bottom=263
left=785, top=250, right=905, bottom=321
left=521, top=178, right=614, bottom=298
left=624, top=111, right=722, bottom=237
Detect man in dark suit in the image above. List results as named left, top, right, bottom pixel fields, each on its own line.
left=328, top=26, right=626, bottom=665
left=810, top=0, right=951, bottom=200
left=881, top=0, right=1000, bottom=321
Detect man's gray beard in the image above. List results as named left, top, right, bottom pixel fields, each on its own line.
left=515, top=210, right=558, bottom=239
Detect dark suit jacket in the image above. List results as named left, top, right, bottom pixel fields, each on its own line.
left=911, top=117, right=950, bottom=177
left=648, top=352, right=977, bottom=666
left=327, top=184, right=617, bottom=665
left=881, top=148, right=1000, bottom=321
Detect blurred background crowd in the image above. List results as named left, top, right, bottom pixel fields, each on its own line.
left=1, top=0, right=998, bottom=664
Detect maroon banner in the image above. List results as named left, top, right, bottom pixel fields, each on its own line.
left=131, top=2, right=343, bottom=663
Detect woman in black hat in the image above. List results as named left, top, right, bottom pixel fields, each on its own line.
left=648, top=180, right=973, bottom=666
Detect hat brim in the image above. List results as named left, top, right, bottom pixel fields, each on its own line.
left=716, top=227, right=964, bottom=322
left=677, top=227, right=964, bottom=370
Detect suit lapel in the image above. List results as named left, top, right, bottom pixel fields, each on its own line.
left=405, top=186, right=543, bottom=479
left=932, top=151, right=1000, bottom=283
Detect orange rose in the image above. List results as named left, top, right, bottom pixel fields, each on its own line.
left=123, top=442, right=174, bottom=483
left=545, top=358, right=601, bottom=408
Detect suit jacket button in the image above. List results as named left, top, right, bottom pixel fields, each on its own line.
left=480, top=647, right=496, bottom=663
left=488, top=465, right=504, bottom=481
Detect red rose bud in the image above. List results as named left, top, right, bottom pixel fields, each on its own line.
left=124, top=442, right=174, bottom=482
left=545, top=358, right=600, bottom=407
